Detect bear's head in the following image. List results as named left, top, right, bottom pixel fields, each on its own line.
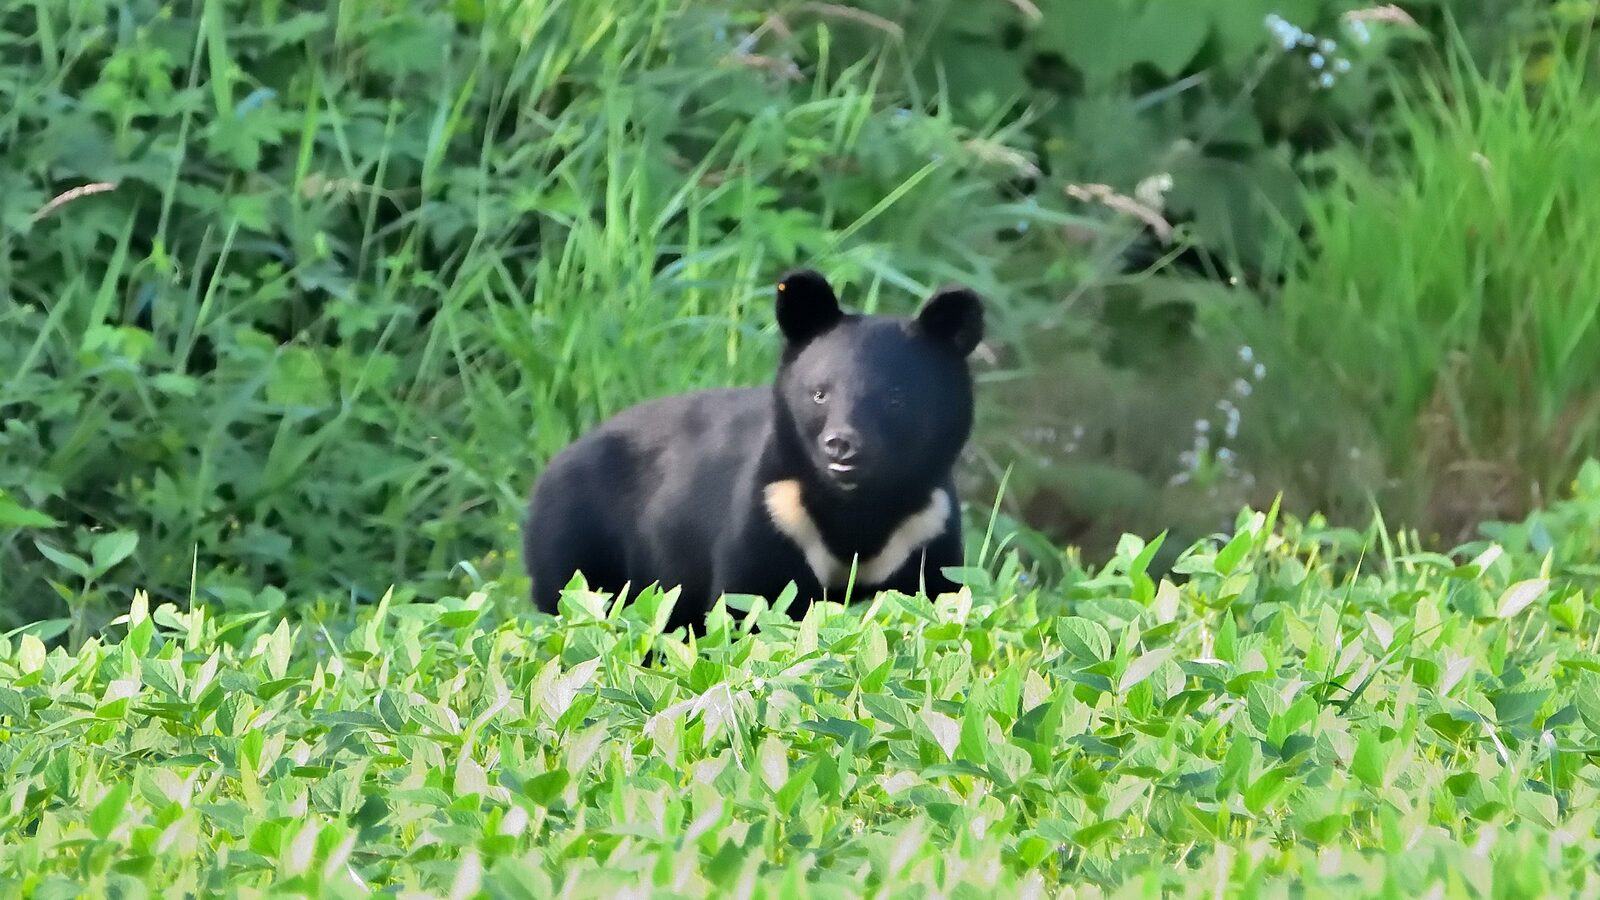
left=772, top=269, right=983, bottom=496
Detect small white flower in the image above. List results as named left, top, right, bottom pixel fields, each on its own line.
left=1195, top=419, right=1211, bottom=434
left=1309, top=53, right=1326, bottom=69
left=1320, top=38, right=1337, bottom=54
left=1253, top=362, right=1266, bottom=381
left=1336, top=58, right=1353, bottom=73
left=1238, top=344, right=1254, bottom=363
left=1134, top=172, right=1174, bottom=210
left=1319, top=73, right=1336, bottom=89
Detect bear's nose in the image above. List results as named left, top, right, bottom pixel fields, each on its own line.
left=821, top=430, right=859, bottom=463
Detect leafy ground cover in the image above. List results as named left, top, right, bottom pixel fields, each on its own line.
left=5, top=464, right=1600, bottom=897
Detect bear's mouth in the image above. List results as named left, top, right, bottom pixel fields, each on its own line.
left=825, top=461, right=860, bottom=489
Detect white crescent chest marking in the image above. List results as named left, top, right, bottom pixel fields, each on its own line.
left=762, top=480, right=950, bottom=588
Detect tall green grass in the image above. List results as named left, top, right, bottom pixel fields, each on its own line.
left=0, top=0, right=1093, bottom=631
left=7, top=0, right=1593, bottom=635
left=1262, top=43, right=1600, bottom=534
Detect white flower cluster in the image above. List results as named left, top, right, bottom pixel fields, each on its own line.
left=1171, top=344, right=1265, bottom=489
left=1264, top=13, right=1361, bottom=90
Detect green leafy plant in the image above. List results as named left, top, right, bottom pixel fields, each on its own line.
left=833, top=0, right=1427, bottom=271
left=4, top=476, right=1600, bottom=894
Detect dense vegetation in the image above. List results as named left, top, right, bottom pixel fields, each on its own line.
left=1262, top=47, right=1600, bottom=538
left=5, top=470, right=1600, bottom=895
left=4, top=0, right=1600, bottom=894
left=5, top=0, right=1594, bottom=628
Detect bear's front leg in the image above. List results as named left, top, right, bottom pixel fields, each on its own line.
left=710, top=527, right=826, bottom=623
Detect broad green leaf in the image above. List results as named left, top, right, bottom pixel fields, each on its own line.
left=1215, top=529, right=1254, bottom=576
left=1244, top=765, right=1292, bottom=814
left=17, top=634, right=46, bottom=673
left=1220, top=731, right=1254, bottom=791
left=921, top=708, right=960, bottom=760
left=89, top=782, right=131, bottom=841
left=1118, top=648, right=1174, bottom=693
left=90, top=531, right=139, bottom=576
left=1576, top=675, right=1600, bottom=735
left=1058, top=617, right=1112, bottom=662
left=1491, top=684, right=1553, bottom=727
left=454, top=754, right=492, bottom=798
left=1350, top=731, right=1388, bottom=789
left=958, top=707, right=990, bottom=765
left=0, top=491, right=58, bottom=528
left=34, top=541, right=91, bottom=580
left=758, top=734, right=789, bottom=793
left=1496, top=579, right=1549, bottom=619
left=265, top=618, right=292, bottom=681
left=521, top=770, right=569, bottom=806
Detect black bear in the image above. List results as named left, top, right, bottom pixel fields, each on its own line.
left=523, top=269, right=983, bottom=632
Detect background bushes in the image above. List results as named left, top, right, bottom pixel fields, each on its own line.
left=1, top=0, right=1595, bottom=628
left=0, top=0, right=1095, bottom=628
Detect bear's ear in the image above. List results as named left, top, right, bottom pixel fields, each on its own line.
left=775, top=269, right=844, bottom=345
left=914, top=286, right=984, bottom=357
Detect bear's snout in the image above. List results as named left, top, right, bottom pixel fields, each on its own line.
left=821, top=429, right=860, bottom=465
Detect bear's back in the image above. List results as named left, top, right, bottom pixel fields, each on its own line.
left=590, top=386, right=771, bottom=467
left=525, top=385, right=776, bottom=621
left=535, top=384, right=773, bottom=546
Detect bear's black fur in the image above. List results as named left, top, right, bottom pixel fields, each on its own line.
left=523, top=269, right=983, bottom=632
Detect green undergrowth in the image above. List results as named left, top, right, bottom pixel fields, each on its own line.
left=4, top=464, right=1600, bottom=897
left=0, top=0, right=1089, bottom=628
left=1258, top=42, right=1600, bottom=536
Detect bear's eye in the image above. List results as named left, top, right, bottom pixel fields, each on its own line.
left=812, top=389, right=828, bottom=404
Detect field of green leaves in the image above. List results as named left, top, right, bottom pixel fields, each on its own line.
left=7, top=1, right=1600, bottom=895
left=6, top=466, right=1600, bottom=896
